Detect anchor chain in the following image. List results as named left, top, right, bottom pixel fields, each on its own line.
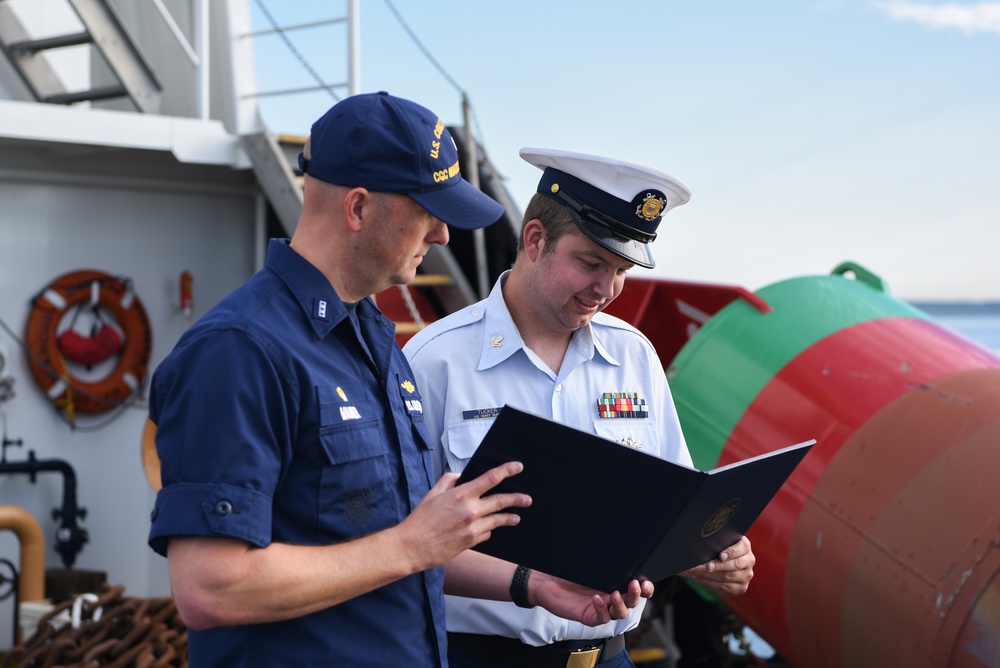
left=0, top=582, right=188, bottom=667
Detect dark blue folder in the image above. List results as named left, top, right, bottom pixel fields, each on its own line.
left=456, top=406, right=815, bottom=593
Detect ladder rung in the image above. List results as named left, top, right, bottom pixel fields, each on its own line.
left=410, top=274, right=452, bottom=286
left=394, top=322, right=424, bottom=334
left=44, top=85, right=128, bottom=104
left=9, top=31, right=93, bottom=55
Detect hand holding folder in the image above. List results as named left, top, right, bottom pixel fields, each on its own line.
left=456, top=406, right=815, bottom=593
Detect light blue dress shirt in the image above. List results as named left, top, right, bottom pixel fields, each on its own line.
left=403, top=271, right=692, bottom=646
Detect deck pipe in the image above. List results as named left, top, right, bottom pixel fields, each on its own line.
left=0, top=450, right=87, bottom=569
left=0, top=505, right=45, bottom=603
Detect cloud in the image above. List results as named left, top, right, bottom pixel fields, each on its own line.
left=874, top=1, right=1000, bottom=34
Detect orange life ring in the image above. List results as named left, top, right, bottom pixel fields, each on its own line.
left=25, top=270, right=152, bottom=415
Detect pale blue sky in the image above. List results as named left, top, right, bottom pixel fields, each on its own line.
left=250, top=1, right=1000, bottom=302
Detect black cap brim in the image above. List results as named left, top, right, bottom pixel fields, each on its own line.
left=572, top=214, right=655, bottom=269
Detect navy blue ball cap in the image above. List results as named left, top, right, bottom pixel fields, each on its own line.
left=299, top=91, right=504, bottom=230
left=519, top=147, right=692, bottom=268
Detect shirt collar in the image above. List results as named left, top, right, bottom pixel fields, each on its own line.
left=572, top=319, right=621, bottom=367
left=479, top=272, right=523, bottom=370
left=265, top=238, right=383, bottom=339
left=478, top=270, right=621, bottom=370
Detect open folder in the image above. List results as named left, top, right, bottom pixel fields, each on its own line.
left=456, top=406, right=815, bottom=593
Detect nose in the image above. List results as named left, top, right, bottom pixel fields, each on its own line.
left=594, top=269, right=620, bottom=301
left=428, top=219, right=449, bottom=246
left=594, top=271, right=625, bottom=309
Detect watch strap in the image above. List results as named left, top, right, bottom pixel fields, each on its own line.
left=509, top=565, right=534, bottom=608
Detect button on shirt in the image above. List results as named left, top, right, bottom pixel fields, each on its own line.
left=403, top=272, right=692, bottom=646
left=148, top=239, right=445, bottom=667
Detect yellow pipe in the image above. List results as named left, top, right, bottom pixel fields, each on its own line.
left=141, top=418, right=162, bottom=491
left=409, top=274, right=452, bottom=286
left=0, top=505, right=46, bottom=602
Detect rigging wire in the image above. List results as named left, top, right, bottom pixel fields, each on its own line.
left=381, top=0, right=462, bottom=94
left=380, top=0, right=489, bottom=147
left=252, top=0, right=341, bottom=102
left=250, top=0, right=491, bottom=148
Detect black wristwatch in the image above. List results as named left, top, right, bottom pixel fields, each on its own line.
left=510, top=565, right=534, bottom=608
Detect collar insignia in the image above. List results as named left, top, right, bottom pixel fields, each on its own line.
left=400, top=379, right=416, bottom=394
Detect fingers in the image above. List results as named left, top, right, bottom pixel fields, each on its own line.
left=620, top=578, right=654, bottom=604
left=591, top=581, right=650, bottom=623
left=439, top=463, right=532, bottom=514
left=462, top=461, right=525, bottom=497
left=689, top=572, right=752, bottom=596
left=406, top=463, right=530, bottom=558
left=607, top=590, right=629, bottom=620
left=689, top=556, right=751, bottom=581
left=613, top=579, right=654, bottom=612
left=473, top=506, right=531, bottom=545
left=719, top=535, right=752, bottom=562
left=598, top=587, right=644, bottom=621
left=455, top=462, right=532, bottom=518
left=620, top=580, right=642, bottom=608
left=452, top=463, right=532, bottom=548
left=490, top=490, right=532, bottom=513
left=590, top=594, right=611, bottom=624
left=682, top=536, right=754, bottom=576
left=683, top=538, right=755, bottom=596
left=428, top=472, right=460, bottom=496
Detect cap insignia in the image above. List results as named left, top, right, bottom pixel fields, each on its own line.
left=635, top=192, right=667, bottom=221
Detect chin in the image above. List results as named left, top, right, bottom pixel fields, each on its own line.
left=567, top=314, right=595, bottom=330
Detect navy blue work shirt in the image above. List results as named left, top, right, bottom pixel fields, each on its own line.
left=148, top=239, right=446, bottom=667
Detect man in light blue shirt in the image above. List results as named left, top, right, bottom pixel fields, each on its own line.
left=404, top=148, right=756, bottom=668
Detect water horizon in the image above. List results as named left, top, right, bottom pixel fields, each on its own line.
left=908, top=301, right=1000, bottom=355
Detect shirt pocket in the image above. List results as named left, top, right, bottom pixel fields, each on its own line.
left=444, top=418, right=495, bottom=473
left=593, top=419, right=661, bottom=455
left=316, top=386, right=397, bottom=537
left=317, top=386, right=386, bottom=459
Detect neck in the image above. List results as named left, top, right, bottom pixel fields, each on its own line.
left=502, top=268, right=573, bottom=373
left=290, top=230, right=374, bottom=304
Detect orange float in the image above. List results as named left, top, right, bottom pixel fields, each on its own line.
left=25, top=270, right=151, bottom=416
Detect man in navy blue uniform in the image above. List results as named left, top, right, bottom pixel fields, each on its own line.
left=148, top=92, right=644, bottom=667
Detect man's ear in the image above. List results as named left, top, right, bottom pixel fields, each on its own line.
left=342, top=187, right=372, bottom=233
left=522, top=218, right=546, bottom=261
